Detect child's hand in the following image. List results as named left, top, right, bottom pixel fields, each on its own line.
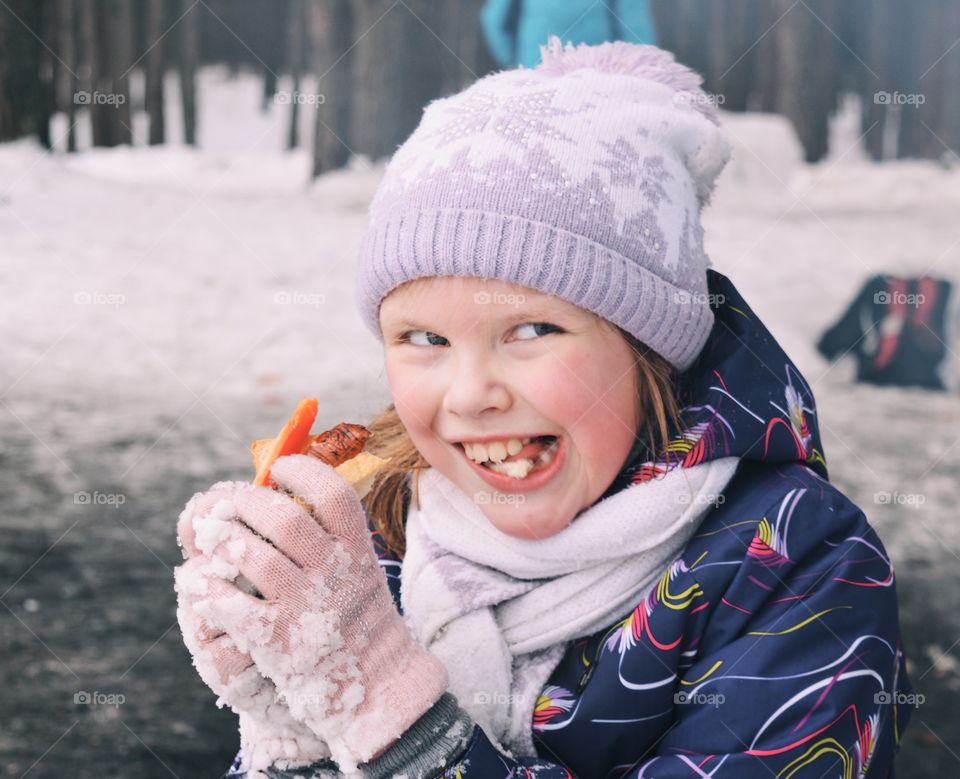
left=189, top=455, right=449, bottom=771
left=174, top=554, right=333, bottom=773
left=176, top=479, right=249, bottom=561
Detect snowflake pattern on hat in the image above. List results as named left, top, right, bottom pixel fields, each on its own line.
left=371, top=62, right=712, bottom=285
left=384, top=78, right=592, bottom=191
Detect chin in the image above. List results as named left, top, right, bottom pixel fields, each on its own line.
left=481, top=505, right=575, bottom=540
left=429, top=446, right=586, bottom=539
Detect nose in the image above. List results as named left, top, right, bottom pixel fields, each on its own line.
left=442, top=350, right=512, bottom=419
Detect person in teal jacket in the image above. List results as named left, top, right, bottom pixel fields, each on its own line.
left=481, top=0, right=658, bottom=68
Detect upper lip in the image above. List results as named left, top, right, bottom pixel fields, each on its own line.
left=449, top=433, right=557, bottom=445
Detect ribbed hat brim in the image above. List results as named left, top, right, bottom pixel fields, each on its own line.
left=357, top=209, right=715, bottom=371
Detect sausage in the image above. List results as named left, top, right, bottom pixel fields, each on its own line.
left=307, top=422, right=371, bottom=467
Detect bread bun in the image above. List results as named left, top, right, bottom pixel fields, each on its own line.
left=250, top=434, right=387, bottom=499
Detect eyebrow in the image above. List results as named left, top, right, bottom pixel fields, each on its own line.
left=386, top=306, right=561, bottom=333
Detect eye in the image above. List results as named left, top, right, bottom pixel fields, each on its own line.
left=394, top=322, right=563, bottom=347
left=398, top=330, right=449, bottom=347
left=514, top=322, right=563, bottom=341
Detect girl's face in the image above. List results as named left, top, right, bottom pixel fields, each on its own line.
left=380, top=276, right=640, bottom=540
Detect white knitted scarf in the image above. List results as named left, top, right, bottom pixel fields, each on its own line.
left=400, top=456, right=740, bottom=756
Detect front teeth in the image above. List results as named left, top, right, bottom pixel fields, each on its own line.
left=487, top=441, right=508, bottom=463
left=486, top=459, right=535, bottom=479
left=464, top=437, right=530, bottom=464
left=486, top=437, right=559, bottom=479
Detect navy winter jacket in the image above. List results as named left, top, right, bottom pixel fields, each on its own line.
left=227, top=270, right=912, bottom=777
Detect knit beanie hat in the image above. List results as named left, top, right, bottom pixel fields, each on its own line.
left=354, top=36, right=731, bottom=371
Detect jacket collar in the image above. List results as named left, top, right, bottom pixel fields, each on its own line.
left=601, top=270, right=827, bottom=500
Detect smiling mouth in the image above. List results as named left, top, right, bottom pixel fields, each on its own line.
left=458, top=435, right=560, bottom=479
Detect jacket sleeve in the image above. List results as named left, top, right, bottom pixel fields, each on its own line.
left=615, top=483, right=913, bottom=778
left=436, top=727, right=576, bottom=777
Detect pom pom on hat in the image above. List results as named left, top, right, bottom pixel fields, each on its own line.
left=535, top=35, right=721, bottom=126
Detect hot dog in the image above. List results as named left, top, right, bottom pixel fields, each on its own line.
left=251, top=397, right=387, bottom=500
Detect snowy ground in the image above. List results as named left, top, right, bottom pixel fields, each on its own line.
left=1, top=68, right=959, bottom=777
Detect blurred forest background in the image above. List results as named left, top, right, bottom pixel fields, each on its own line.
left=2, top=0, right=960, bottom=170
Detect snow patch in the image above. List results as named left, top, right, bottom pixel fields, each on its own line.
left=192, top=498, right=238, bottom=555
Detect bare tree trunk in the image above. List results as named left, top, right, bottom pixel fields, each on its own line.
left=309, top=0, right=353, bottom=175
left=33, top=0, right=55, bottom=149
left=711, top=0, right=755, bottom=111
left=87, top=0, right=107, bottom=145
left=262, top=0, right=291, bottom=110
left=82, top=0, right=132, bottom=147
left=57, top=0, right=79, bottom=151
left=939, top=1, right=960, bottom=157
left=465, top=0, right=498, bottom=81
left=754, top=0, right=780, bottom=113
left=894, top=2, right=930, bottom=159
left=810, top=0, right=842, bottom=155
left=351, top=0, right=447, bottom=160
left=435, top=0, right=490, bottom=94
left=902, top=0, right=957, bottom=160
left=178, top=0, right=198, bottom=145
left=104, top=0, right=132, bottom=145
left=773, top=0, right=811, bottom=147
left=145, top=0, right=166, bottom=145
left=0, top=0, right=55, bottom=144
left=699, top=0, right=726, bottom=97
left=855, top=0, right=894, bottom=160
left=774, top=0, right=838, bottom=162
left=79, top=0, right=105, bottom=144
left=648, top=0, right=677, bottom=52
left=671, top=0, right=709, bottom=77
left=286, top=0, right=305, bottom=150
left=0, top=0, right=35, bottom=140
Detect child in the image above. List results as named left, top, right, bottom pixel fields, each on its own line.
left=175, top=38, right=913, bottom=778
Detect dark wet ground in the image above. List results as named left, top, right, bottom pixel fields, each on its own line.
left=1, top=398, right=249, bottom=778
left=1, top=384, right=958, bottom=778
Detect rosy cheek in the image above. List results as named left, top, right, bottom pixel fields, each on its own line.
left=532, top=348, right=636, bottom=467
left=388, top=366, right=468, bottom=474
left=526, top=350, right=607, bottom=427
left=385, top=363, right=434, bottom=434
